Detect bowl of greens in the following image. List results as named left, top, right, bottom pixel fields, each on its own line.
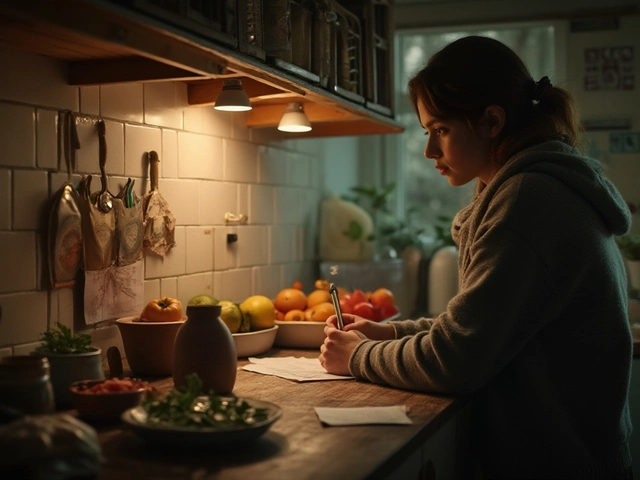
left=121, top=374, right=282, bottom=449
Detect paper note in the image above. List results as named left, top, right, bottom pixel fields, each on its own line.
left=314, top=406, right=413, bottom=426
left=243, top=357, right=353, bottom=382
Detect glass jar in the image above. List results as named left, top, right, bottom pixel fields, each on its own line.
left=0, top=356, right=55, bottom=414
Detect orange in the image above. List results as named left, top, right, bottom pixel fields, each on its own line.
left=307, top=289, right=331, bottom=308
left=284, top=309, right=305, bottom=322
left=292, top=281, right=303, bottom=290
left=239, top=295, right=277, bottom=331
left=314, top=279, right=330, bottom=291
left=276, top=309, right=285, bottom=320
left=274, top=288, right=307, bottom=313
left=370, top=288, right=395, bottom=308
left=306, top=302, right=335, bottom=322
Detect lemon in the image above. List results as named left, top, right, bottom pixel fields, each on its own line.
left=188, top=294, right=218, bottom=306
left=217, top=300, right=243, bottom=334
left=239, top=295, right=276, bottom=331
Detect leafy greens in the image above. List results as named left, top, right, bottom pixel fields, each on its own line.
left=142, top=374, right=269, bottom=429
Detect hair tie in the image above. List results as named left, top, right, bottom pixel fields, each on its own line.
left=533, top=76, right=552, bottom=101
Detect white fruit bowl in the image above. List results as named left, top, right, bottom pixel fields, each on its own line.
left=232, top=325, right=278, bottom=357
left=273, top=321, right=326, bottom=349
left=274, top=313, right=401, bottom=349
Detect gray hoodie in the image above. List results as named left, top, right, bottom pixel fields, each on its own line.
left=349, top=140, right=632, bottom=479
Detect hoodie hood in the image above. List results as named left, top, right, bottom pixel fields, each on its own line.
left=487, top=140, right=631, bottom=236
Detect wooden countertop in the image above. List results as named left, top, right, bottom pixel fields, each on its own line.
left=94, top=348, right=466, bottom=480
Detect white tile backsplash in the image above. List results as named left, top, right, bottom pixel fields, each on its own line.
left=144, top=82, right=185, bottom=130
left=200, top=181, right=238, bottom=225
left=36, top=109, right=59, bottom=170
left=0, top=169, right=10, bottom=230
left=0, top=46, right=350, bottom=354
left=224, top=139, right=259, bottom=183
left=249, top=184, right=275, bottom=225
left=13, top=169, right=48, bottom=230
left=158, top=179, right=200, bottom=225
left=236, top=225, right=270, bottom=267
left=161, top=129, right=179, bottom=178
left=100, top=84, right=144, bottom=123
left=0, top=231, right=37, bottom=292
left=80, top=86, right=100, bottom=116
left=185, top=226, right=214, bottom=273
left=178, top=131, right=223, bottom=180
left=213, top=226, right=238, bottom=271
left=213, top=268, right=252, bottom=302
left=252, top=265, right=282, bottom=300
left=160, top=277, right=178, bottom=299
left=272, top=225, right=297, bottom=264
left=0, top=291, right=48, bottom=346
left=0, top=103, right=35, bottom=168
left=125, top=124, right=162, bottom=178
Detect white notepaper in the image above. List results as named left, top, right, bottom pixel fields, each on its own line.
left=314, top=406, right=413, bottom=426
left=243, top=356, right=354, bottom=382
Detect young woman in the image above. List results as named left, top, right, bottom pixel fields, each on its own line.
left=320, top=36, right=633, bottom=479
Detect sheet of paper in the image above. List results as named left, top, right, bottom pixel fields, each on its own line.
left=314, top=406, right=413, bottom=426
left=243, top=357, right=354, bottom=382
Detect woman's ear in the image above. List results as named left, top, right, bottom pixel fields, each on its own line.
left=484, top=105, right=506, bottom=138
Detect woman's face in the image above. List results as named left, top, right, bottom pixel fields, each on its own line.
left=417, top=100, right=497, bottom=187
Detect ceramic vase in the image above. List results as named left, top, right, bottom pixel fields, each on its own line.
left=428, top=246, right=459, bottom=316
left=173, top=305, right=237, bottom=395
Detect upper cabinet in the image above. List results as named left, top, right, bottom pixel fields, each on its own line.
left=0, top=0, right=404, bottom=138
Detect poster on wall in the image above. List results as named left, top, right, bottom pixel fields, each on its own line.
left=584, top=46, right=634, bottom=91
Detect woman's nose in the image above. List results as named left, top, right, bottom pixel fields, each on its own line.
left=424, top=139, right=440, bottom=159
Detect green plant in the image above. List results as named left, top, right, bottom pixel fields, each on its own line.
left=616, top=234, right=640, bottom=261
left=39, top=322, right=94, bottom=354
left=342, top=183, right=425, bottom=255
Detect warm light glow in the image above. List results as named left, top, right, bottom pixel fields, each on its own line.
left=214, top=78, right=252, bottom=111
left=277, top=102, right=312, bottom=132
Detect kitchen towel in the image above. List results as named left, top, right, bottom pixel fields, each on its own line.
left=243, top=357, right=353, bottom=382
left=314, top=406, right=413, bottom=426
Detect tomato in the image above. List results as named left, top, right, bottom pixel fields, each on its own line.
left=380, top=304, right=399, bottom=321
left=350, top=289, right=367, bottom=307
left=353, top=301, right=375, bottom=320
left=370, top=288, right=395, bottom=308
left=339, top=297, right=354, bottom=314
left=141, top=297, right=183, bottom=322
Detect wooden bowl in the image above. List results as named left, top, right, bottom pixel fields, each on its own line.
left=70, top=378, right=149, bottom=422
left=116, top=316, right=186, bottom=376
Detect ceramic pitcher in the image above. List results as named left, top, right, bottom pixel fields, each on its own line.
left=172, top=304, right=237, bottom=394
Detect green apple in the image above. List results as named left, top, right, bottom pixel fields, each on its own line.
left=188, top=294, right=218, bottom=306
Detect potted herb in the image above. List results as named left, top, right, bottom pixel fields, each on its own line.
left=33, top=323, right=104, bottom=409
left=616, top=234, right=640, bottom=292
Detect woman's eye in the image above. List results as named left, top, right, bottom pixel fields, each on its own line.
left=435, top=128, right=443, bottom=136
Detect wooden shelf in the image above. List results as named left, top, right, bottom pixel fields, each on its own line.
left=0, top=0, right=404, bottom=139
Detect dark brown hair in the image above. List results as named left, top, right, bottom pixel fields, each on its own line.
left=408, top=36, right=584, bottom=182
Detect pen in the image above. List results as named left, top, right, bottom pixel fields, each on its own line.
left=329, top=283, right=344, bottom=330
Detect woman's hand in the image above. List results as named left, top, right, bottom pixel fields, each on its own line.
left=326, top=313, right=396, bottom=341
left=319, top=314, right=396, bottom=375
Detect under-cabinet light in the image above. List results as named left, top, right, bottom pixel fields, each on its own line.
left=214, top=78, right=252, bottom=111
left=277, top=102, right=312, bottom=133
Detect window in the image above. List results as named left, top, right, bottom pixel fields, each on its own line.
left=393, top=23, right=561, bottom=238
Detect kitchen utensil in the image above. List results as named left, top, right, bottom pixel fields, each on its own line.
left=142, top=150, right=176, bottom=256
left=96, top=120, right=113, bottom=213
left=329, top=283, right=344, bottom=329
left=47, top=110, right=82, bottom=288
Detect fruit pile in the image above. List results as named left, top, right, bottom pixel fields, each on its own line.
left=274, top=280, right=399, bottom=323
left=188, top=294, right=276, bottom=334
